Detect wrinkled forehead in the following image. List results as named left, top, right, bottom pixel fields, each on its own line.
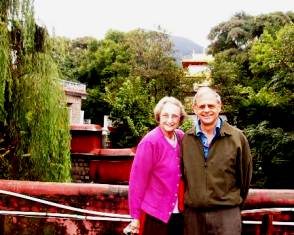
left=161, top=102, right=181, bottom=114
left=195, top=92, right=220, bottom=105
left=193, top=87, right=221, bottom=105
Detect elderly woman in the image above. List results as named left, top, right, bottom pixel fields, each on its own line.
left=126, top=96, right=187, bottom=235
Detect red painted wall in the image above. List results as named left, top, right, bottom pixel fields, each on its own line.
left=70, top=124, right=102, bottom=153
left=70, top=124, right=136, bottom=184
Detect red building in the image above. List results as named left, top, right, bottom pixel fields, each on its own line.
left=181, top=52, right=214, bottom=113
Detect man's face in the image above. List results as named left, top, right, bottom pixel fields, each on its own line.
left=193, top=92, right=221, bottom=127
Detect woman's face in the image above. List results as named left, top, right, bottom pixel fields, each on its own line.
left=159, top=103, right=181, bottom=137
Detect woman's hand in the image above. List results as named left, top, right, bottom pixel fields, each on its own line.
left=123, top=219, right=140, bottom=234
left=130, top=219, right=140, bottom=234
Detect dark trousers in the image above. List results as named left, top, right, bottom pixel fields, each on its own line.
left=184, top=206, right=241, bottom=235
left=142, top=213, right=184, bottom=235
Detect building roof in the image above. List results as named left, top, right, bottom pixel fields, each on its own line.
left=61, top=80, right=87, bottom=98
left=182, top=52, right=214, bottom=69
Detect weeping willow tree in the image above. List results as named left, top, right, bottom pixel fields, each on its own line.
left=0, top=0, right=71, bottom=181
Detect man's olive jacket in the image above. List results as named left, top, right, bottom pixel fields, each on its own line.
left=181, top=121, right=252, bottom=209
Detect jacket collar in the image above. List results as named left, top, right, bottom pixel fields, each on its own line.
left=187, top=119, right=233, bottom=137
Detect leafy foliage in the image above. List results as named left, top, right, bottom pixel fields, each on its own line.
left=0, top=0, right=71, bottom=181
left=52, top=29, right=185, bottom=147
left=9, top=53, right=71, bottom=181
left=208, top=11, right=294, bottom=55
left=179, top=116, right=193, bottom=132
left=245, top=122, right=294, bottom=188
left=0, top=22, right=11, bottom=122
left=125, top=29, right=184, bottom=101
left=104, top=77, right=156, bottom=147
left=104, top=30, right=185, bottom=146
left=208, top=12, right=294, bottom=188
left=250, top=25, right=294, bottom=93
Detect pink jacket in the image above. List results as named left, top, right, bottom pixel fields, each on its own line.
left=128, top=126, right=184, bottom=223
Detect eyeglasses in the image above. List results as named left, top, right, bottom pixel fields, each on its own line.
left=160, top=113, right=180, bottom=120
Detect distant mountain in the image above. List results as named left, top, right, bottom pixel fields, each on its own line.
left=170, top=35, right=204, bottom=62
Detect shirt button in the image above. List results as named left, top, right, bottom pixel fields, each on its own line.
left=172, top=203, right=175, bottom=206
left=169, top=212, right=172, bottom=215
left=175, top=193, right=177, bottom=196
left=177, top=184, right=179, bottom=187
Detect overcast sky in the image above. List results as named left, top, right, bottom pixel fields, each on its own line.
left=34, top=0, right=293, bottom=48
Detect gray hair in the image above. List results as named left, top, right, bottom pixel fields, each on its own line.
left=154, top=96, right=187, bottom=125
left=192, top=86, right=221, bottom=106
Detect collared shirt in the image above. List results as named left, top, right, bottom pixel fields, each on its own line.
left=195, top=118, right=222, bottom=159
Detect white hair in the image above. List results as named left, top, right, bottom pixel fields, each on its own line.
left=154, top=96, right=187, bottom=124
left=192, top=87, right=221, bottom=106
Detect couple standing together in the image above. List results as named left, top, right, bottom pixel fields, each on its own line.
left=126, top=87, right=252, bottom=235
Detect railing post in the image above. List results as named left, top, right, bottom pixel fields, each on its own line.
left=0, top=215, right=4, bottom=234
left=260, top=214, right=274, bottom=235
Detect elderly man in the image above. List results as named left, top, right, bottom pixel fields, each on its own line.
left=182, top=87, right=252, bottom=235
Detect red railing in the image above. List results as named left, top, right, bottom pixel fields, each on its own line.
left=242, top=189, right=294, bottom=234
left=0, top=181, right=293, bottom=234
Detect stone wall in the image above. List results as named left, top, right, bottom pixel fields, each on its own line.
left=61, top=80, right=87, bottom=124
left=67, top=95, right=83, bottom=124
left=70, top=153, right=134, bottom=185
left=71, top=157, right=91, bottom=183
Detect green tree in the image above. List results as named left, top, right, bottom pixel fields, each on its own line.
left=208, top=12, right=294, bottom=188
left=104, top=77, right=156, bottom=147
left=0, top=0, right=71, bottom=181
left=250, top=25, right=294, bottom=94
left=245, top=25, right=294, bottom=188
left=79, top=32, right=131, bottom=124
left=103, top=29, right=184, bottom=147
left=126, top=29, right=184, bottom=101
left=207, top=11, right=294, bottom=55
left=50, top=36, right=84, bottom=81
left=246, top=122, right=294, bottom=188
left=52, top=29, right=185, bottom=147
